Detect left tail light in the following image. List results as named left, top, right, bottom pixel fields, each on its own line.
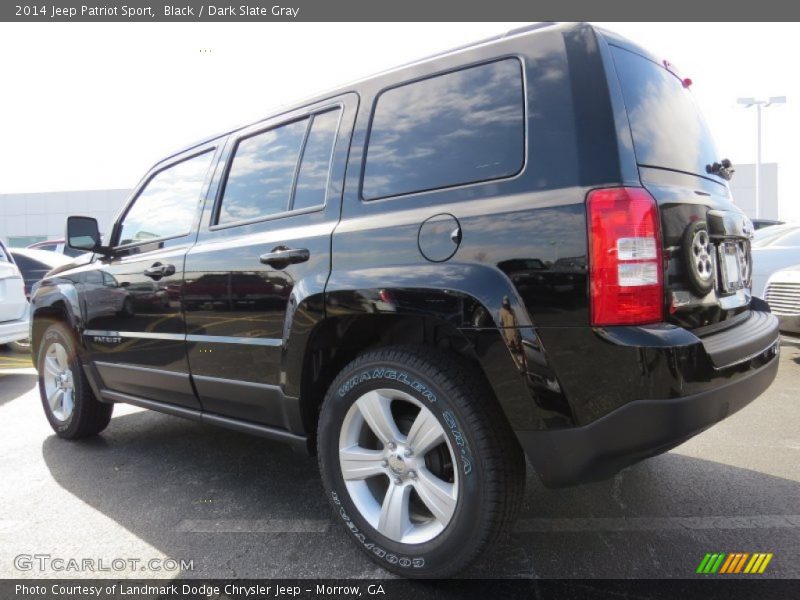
left=587, top=187, right=664, bottom=326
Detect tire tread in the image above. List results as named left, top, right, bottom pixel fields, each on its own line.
left=39, top=322, right=112, bottom=439
left=320, top=344, right=525, bottom=577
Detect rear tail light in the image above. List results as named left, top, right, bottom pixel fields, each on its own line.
left=587, top=187, right=664, bottom=326
left=378, top=289, right=395, bottom=305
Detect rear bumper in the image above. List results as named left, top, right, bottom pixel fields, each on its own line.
left=775, top=313, right=800, bottom=336
left=521, top=312, right=780, bottom=487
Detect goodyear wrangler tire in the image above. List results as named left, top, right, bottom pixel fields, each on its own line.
left=317, top=345, right=525, bottom=578
left=37, top=322, right=113, bottom=439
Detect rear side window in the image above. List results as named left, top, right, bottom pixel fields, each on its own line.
left=119, top=151, right=214, bottom=246
left=13, top=254, right=48, bottom=276
left=363, top=58, right=525, bottom=200
left=84, top=270, right=103, bottom=285
left=218, top=119, right=309, bottom=225
left=217, top=108, right=342, bottom=225
left=0, top=242, right=8, bottom=262
left=611, top=46, right=718, bottom=178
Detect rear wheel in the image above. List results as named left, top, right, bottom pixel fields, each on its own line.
left=9, top=338, right=31, bottom=353
left=37, top=322, right=113, bottom=439
left=318, top=346, right=525, bottom=578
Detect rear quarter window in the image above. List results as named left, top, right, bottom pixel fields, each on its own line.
left=363, top=58, right=525, bottom=200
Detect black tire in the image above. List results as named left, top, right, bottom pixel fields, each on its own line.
left=9, top=338, right=31, bottom=353
left=317, top=345, right=525, bottom=578
left=37, top=322, right=113, bottom=439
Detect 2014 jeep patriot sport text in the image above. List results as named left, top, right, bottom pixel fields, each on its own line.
left=30, top=23, right=780, bottom=577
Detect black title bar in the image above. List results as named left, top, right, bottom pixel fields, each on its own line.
left=4, top=0, right=800, bottom=21
left=4, top=579, right=800, bottom=600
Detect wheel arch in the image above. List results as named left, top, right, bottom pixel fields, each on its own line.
left=30, top=284, right=82, bottom=360
left=284, top=262, right=563, bottom=446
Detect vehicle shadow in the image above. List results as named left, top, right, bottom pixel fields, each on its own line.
left=41, top=409, right=800, bottom=579
left=0, top=372, right=37, bottom=408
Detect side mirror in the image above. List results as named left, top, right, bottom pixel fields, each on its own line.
left=66, top=216, right=103, bottom=252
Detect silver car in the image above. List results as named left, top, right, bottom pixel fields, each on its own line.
left=764, top=263, right=800, bottom=340
left=0, top=239, right=30, bottom=352
left=751, top=223, right=800, bottom=298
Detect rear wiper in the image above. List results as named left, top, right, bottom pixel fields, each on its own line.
left=706, top=158, right=735, bottom=181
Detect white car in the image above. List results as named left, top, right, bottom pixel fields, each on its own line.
left=751, top=222, right=800, bottom=298
left=0, top=239, right=30, bottom=352
left=763, top=264, right=800, bottom=343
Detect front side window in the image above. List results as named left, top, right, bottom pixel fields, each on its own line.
left=363, top=58, right=525, bottom=200
left=118, top=151, right=214, bottom=246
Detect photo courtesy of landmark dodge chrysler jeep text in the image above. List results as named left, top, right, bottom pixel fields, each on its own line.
left=29, top=23, right=779, bottom=577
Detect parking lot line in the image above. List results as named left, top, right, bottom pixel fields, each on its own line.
left=513, top=514, right=800, bottom=532
left=174, top=514, right=800, bottom=535
left=0, top=357, right=34, bottom=370
left=176, top=518, right=330, bottom=533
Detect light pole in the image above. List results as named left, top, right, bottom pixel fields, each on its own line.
left=737, top=96, right=786, bottom=219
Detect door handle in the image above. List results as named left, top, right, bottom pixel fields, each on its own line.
left=144, top=262, right=175, bottom=280
left=259, top=247, right=310, bottom=268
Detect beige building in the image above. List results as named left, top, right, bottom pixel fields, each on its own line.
left=728, top=162, right=779, bottom=221
left=0, top=189, right=129, bottom=247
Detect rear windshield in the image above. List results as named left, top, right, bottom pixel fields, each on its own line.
left=611, top=45, right=719, bottom=179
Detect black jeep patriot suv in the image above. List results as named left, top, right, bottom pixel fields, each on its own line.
left=30, top=23, right=779, bottom=577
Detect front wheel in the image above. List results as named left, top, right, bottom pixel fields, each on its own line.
left=37, top=322, right=113, bottom=439
left=318, top=346, right=525, bottom=578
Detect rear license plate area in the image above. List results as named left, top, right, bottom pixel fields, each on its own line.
left=718, top=241, right=744, bottom=293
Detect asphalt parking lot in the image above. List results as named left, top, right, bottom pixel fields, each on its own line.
left=1, top=344, right=799, bottom=579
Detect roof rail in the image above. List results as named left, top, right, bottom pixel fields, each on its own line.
left=503, top=22, right=557, bottom=38
left=398, top=22, right=556, bottom=70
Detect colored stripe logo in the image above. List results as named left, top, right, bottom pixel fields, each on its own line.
left=696, top=552, right=773, bottom=574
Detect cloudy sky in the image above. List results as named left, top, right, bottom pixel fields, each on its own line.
left=1, top=22, right=797, bottom=218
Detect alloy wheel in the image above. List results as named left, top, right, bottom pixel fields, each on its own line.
left=338, top=388, right=459, bottom=544
left=42, top=341, right=75, bottom=421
